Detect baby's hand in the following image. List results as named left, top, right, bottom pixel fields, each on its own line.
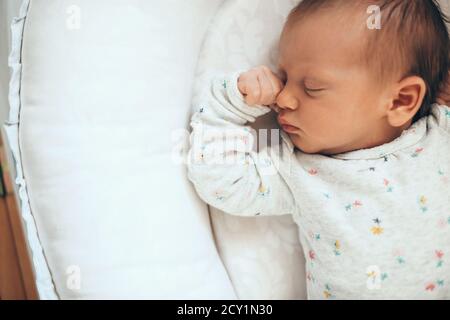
left=237, top=65, right=284, bottom=107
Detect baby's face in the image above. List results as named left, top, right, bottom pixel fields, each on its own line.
left=276, top=10, right=398, bottom=155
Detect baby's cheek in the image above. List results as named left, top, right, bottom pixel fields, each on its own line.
left=313, top=120, right=345, bottom=141
left=293, top=139, right=314, bottom=154
left=297, top=109, right=354, bottom=150
left=318, top=124, right=352, bottom=151
left=290, top=133, right=320, bottom=154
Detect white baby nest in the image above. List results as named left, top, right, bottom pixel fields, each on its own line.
left=5, top=0, right=308, bottom=299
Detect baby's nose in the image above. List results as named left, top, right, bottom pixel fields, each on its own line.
left=275, top=86, right=298, bottom=110
left=276, top=95, right=298, bottom=111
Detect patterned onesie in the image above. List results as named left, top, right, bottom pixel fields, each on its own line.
left=187, top=71, right=450, bottom=299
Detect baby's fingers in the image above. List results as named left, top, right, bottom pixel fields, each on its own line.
left=262, top=66, right=284, bottom=98
left=244, top=76, right=262, bottom=106
left=269, top=103, right=282, bottom=113
left=258, top=71, right=274, bottom=105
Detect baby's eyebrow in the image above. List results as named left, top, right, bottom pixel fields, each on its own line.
left=304, top=68, right=337, bottom=84
left=277, top=63, right=336, bottom=86
left=304, top=76, right=328, bottom=84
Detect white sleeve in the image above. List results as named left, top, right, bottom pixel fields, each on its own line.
left=187, top=71, right=296, bottom=217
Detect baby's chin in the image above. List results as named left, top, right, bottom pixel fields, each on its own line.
left=289, top=134, right=319, bottom=154
left=289, top=133, right=336, bottom=155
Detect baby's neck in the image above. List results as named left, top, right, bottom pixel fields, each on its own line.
left=319, top=120, right=413, bottom=156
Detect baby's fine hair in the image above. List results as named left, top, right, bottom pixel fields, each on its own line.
left=287, top=0, right=450, bottom=123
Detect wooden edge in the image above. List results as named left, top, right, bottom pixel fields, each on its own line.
left=0, top=132, right=39, bottom=300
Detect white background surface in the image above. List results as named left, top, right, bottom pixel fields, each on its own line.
left=3, top=0, right=237, bottom=299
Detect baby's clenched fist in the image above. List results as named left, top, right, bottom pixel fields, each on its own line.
left=237, top=66, right=284, bottom=106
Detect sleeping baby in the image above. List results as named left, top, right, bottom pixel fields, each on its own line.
left=187, top=0, right=450, bottom=299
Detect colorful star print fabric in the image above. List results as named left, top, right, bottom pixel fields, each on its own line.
left=187, top=72, right=450, bottom=299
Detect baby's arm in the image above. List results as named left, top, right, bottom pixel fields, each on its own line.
left=187, top=66, right=296, bottom=217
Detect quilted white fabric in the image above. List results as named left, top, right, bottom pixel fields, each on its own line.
left=6, top=0, right=235, bottom=299
left=191, top=0, right=307, bottom=299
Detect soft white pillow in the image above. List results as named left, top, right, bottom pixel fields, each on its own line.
left=7, top=0, right=236, bottom=299
left=192, top=0, right=307, bottom=299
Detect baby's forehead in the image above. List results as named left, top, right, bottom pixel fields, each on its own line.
left=278, top=10, right=370, bottom=71
left=279, top=0, right=450, bottom=105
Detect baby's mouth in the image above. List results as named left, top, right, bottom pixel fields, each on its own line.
left=277, top=115, right=300, bottom=134
left=280, top=124, right=300, bottom=134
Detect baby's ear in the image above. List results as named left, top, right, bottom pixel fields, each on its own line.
left=387, top=76, right=426, bottom=127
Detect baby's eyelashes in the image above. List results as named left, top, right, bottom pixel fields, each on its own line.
left=305, top=86, right=325, bottom=92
